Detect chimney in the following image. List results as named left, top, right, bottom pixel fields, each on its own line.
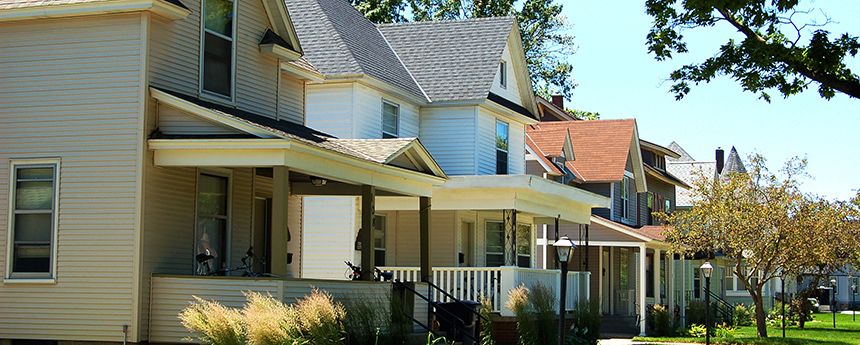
left=716, top=147, right=725, bottom=174
left=551, top=94, right=564, bottom=109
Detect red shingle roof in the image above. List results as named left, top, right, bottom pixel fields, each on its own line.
left=527, top=119, right=636, bottom=183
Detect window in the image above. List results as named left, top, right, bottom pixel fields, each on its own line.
left=196, top=172, right=230, bottom=273
left=655, top=155, right=666, bottom=171
left=516, top=224, right=531, bottom=268
left=620, top=176, right=630, bottom=220
left=499, top=61, right=507, bottom=88
left=374, top=214, right=386, bottom=266
left=486, top=221, right=504, bottom=267
left=495, top=121, right=508, bottom=174
left=646, top=253, right=654, bottom=297
left=201, top=0, right=236, bottom=99
left=7, top=160, right=59, bottom=278
left=382, top=101, right=399, bottom=138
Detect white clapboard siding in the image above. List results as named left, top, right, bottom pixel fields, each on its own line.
left=476, top=108, right=497, bottom=175
left=235, top=0, right=279, bottom=118
left=149, top=275, right=393, bottom=343
left=157, top=103, right=243, bottom=135
left=301, top=197, right=357, bottom=279
left=230, top=168, right=254, bottom=271
left=305, top=83, right=354, bottom=138
left=488, top=42, right=522, bottom=106
left=0, top=13, right=143, bottom=342
left=279, top=72, right=305, bottom=124
left=353, top=83, right=381, bottom=139
left=288, top=195, right=303, bottom=278
left=418, top=106, right=477, bottom=176
left=149, top=1, right=201, bottom=95
left=508, top=120, right=526, bottom=175
left=390, top=211, right=457, bottom=268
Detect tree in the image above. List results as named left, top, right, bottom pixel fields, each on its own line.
left=657, top=154, right=859, bottom=338
left=565, top=108, right=600, bottom=120
left=646, top=0, right=860, bottom=102
left=352, top=0, right=578, bottom=99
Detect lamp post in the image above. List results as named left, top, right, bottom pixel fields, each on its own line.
left=852, top=283, right=856, bottom=322
left=831, top=278, right=837, bottom=328
left=781, top=275, right=786, bottom=338
left=701, top=262, right=713, bottom=345
left=554, top=235, right=576, bottom=345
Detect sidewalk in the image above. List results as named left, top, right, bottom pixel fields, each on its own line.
left=598, top=339, right=702, bottom=345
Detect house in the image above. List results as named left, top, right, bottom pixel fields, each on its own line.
left=526, top=118, right=690, bottom=335
left=283, top=0, right=609, bottom=316
left=0, top=0, right=448, bottom=343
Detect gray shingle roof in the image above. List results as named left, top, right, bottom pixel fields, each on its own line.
left=721, top=146, right=747, bottom=176
left=667, top=161, right=716, bottom=208
left=667, top=141, right=695, bottom=162
left=283, top=0, right=426, bottom=100
left=377, top=16, right=515, bottom=102
left=331, top=138, right=416, bottom=163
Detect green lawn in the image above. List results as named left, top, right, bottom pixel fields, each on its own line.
left=631, top=312, right=860, bottom=344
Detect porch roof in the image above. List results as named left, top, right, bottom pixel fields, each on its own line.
left=588, top=215, right=670, bottom=247
left=147, top=87, right=446, bottom=197
left=376, top=174, right=610, bottom=224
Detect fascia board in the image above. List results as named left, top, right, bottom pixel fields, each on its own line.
left=506, top=24, right=539, bottom=117
left=589, top=216, right=653, bottom=242
left=313, top=75, right=429, bottom=105
left=629, top=123, right=648, bottom=193
left=645, top=167, right=691, bottom=189
left=383, top=140, right=447, bottom=178
left=150, top=87, right=283, bottom=139
left=279, top=61, right=324, bottom=83
left=260, top=43, right=301, bottom=62
left=479, top=101, right=539, bottom=125
left=525, top=144, right=557, bottom=175
left=0, top=0, right=190, bottom=22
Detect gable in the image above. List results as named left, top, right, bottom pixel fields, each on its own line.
left=487, top=25, right=537, bottom=116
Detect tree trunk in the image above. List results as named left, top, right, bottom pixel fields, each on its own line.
left=753, top=293, right=768, bottom=338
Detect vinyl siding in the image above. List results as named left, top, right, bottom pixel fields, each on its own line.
left=301, top=196, right=357, bottom=279
left=157, top=103, right=242, bottom=135
left=305, top=83, right=354, bottom=138
left=477, top=107, right=526, bottom=175
left=149, top=3, right=200, bottom=95
left=279, top=72, right=305, bottom=124
left=234, top=0, right=279, bottom=117
left=0, top=13, right=143, bottom=342
left=391, top=211, right=457, bottom=267
left=419, top=106, right=477, bottom=175
left=488, top=43, right=521, bottom=106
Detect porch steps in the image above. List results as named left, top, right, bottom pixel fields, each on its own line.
left=600, top=314, right=638, bottom=338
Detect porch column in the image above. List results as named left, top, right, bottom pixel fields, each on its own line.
left=271, top=167, right=290, bottom=276
left=609, top=247, right=614, bottom=313
left=360, top=185, right=375, bottom=281
left=504, top=210, right=517, bottom=266
left=598, top=245, right=604, bottom=313
left=420, top=196, right=432, bottom=282
left=668, top=252, right=675, bottom=319
left=639, top=244, right=647, bottom=336
left=680, top=255, right=686, bottom=327
left=654, top=249, right=661, bottom=305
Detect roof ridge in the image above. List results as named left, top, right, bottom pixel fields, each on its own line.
left=376, top=25, right=431, bottom=102
left=376, top=15, right=515, bottom=27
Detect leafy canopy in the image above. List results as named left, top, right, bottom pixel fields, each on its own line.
left=657, top=154, right=860, bottom=337
left=350, top=0, right=577, bottom=99
left=646, top=0, right=860, bottom=101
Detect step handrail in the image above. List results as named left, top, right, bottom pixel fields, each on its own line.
left=422, top=278, right=490, bottom=323
left=395, top=281, right=478, bottom=342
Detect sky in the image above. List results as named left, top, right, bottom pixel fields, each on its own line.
left=560, top=0, right=860, bottom=201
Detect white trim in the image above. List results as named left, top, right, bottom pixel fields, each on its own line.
left=259, top=43, right=301, bottom=61
left=381, top=99, right=400, bottom=139
left=280, top=61, right=324, bottom=83
left=499, top=60, right=507, bottom=89
left=0, top=0, right=191, bottom=22
left=5, top=158, right=61, bottom=282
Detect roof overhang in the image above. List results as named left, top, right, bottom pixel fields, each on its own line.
left=260, top=0, right=302, bottom=55
left=280, top=61, right=324, bottom=83
left=645, top=164, right=691, bottom=189
left=148, top=139, right=443, bottom=197
left=629, top=123, right=648, bottom=192
left=640, top=140, right=682, bottom=159
left=589, top=216, right=670, bottom=248
left=376, top=175, right=609, bottom=224
left=0, top=0, right=191, bottom=22
left=535, top=97, right=577, bottom=121
left=309, top=74, right=430, bottom=105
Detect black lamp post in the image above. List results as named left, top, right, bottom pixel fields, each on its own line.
left=701, top=262, right=714, bottom=345
left=852, top=282, right=856, bottom=322
left=554, top=235, right=576, bottom=345
left=832, top=278, right=837, bottom=328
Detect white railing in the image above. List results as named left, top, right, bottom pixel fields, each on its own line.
left=380, top=266, right=589, bottom=317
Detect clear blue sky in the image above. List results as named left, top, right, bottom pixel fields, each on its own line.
left=561, top=0, right=860, bottom=201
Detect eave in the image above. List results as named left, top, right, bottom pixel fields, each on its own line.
left=0, top=0, right=191, bottom=22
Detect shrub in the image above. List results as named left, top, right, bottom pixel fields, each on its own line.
left=341, top=293, right=386, bottom=345
left=242, top=291, right=301, bottom=345
left=386, top=291, right=412, bottom=345
left=295, top=289, right=346, bottom=345
left=687, top=300, right=707, bottom=326
left=732, top=304, right=753, bottom=326
left=479, top=297, right=496, bottom=345
left=646, top=304, right=672, bottom=336
left=505, top=284, right=535, bottom=345
left=715, top=322, right=737, bottom=338
left=683, top=324, right=707, bottom=337
left=179, top=296, right=246, bottom=345
left=567, top=300, right=601, bottom=345
left=529, top=282, right=557, bottom=345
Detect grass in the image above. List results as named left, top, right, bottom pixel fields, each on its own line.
left=632, top=312, right=860, bottom=344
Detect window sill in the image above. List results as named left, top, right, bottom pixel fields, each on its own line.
left=3, top=277, right=57, bottom=284
left=199, top=90, right=236, bottom=108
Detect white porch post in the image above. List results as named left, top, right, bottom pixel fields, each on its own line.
left=499, top=266, right=518, bottom=317
left=271, top=167, right=290, bottom=276
left=609, top=247, right=614, bottom=314
left=654, top=249, right=661, bottom=305
left=360, top=185, right=375, bottom=281
left=668, top=252, right=675, bottom=318
left=639, top=244, right=647, bottom=336
left=598, top=245, right=604, bottom=313
left=680, top=256, right=686, bottom=327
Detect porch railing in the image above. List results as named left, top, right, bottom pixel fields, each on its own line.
left=380, top=266, right=589, bottom=316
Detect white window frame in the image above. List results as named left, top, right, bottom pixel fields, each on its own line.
left=499, top=60, right=507, bottom=88
left=199, top=0, right=238, bottom=104
left=620, top=176, right=630, bottom=220
left=194, top=168, right=233, bottom=272
left=485, top=220, right=505, bottom=267
left=5, top=158, right=61, bottom=283
left=496, top=120, right=509, bottom=175
left=373, top=214, right=387, bottom=266
left=381, top=100, right=399, bottom=139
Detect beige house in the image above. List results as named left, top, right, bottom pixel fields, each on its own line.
left=0, top=0, right=446, bottom=343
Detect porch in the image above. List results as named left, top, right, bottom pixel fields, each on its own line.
left=381, top=266, right=590, bottom=316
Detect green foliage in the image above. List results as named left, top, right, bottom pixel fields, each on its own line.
left=564, top=108, right=600, bottom=120
left=645, top=0, right=860, bottom=101
left=647, top=304, right=673, bottom=336
left=687, top=300, right=707, bottom=327
left=179, top=296, right=246, bottom=345
left=353, top=0, right=577, bottom=99
left=479, top=297, right=496, bottom=345
left=567, top=300, right=602, bottom=345
left=715, top=322, right=737, bottom=338
left=529, top=282, right=557, bottom=345
left=341, top=293, right=386, bottom=345
left=733, top=304, right=754, bottom=327
left=682, top=324, right=708, bottom=338
left=505, top=284, right=536, bottom=345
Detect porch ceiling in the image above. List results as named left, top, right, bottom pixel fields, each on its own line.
left=375, top=174, right=609, bottom=224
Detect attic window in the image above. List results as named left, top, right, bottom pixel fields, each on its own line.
left=499, top=61, right=507, bottom=88
left=655, top=155, right=665, bottom=171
